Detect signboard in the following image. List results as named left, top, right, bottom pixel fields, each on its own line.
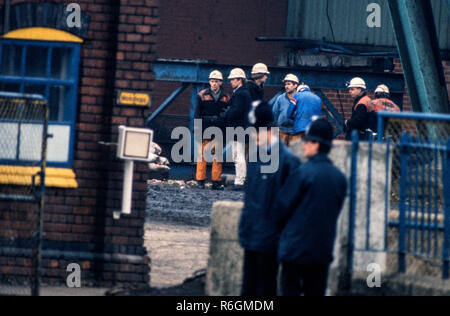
left=117, top=91, right=151, bottom=107
left=116, top=126, right=154, bottom=162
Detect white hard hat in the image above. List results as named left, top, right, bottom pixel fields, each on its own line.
left=209, top=70, right=223, bottom=81
left=283, top=74, right=299, bottom=84
left=251, top=63, right=270, bottom=75
left=347, top=77, right=367, bottom=89
left=297, top=83, right=310, bottom=92
left=228, top=68, right=246, bottom=80
left=375, top=84, right=390, bottom=94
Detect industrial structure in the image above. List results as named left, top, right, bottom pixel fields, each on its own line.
left=0, top=0, right=448, bottom=294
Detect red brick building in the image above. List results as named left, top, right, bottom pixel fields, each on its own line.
left=0, top=0, right=158, bottom=287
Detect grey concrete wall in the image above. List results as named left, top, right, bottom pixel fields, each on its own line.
left=205, top=140, right=392, bottom=296
left=205, top=201, right=244, bottom=296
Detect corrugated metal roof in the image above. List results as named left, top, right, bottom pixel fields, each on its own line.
left=287, top=0, right=449, bottom=50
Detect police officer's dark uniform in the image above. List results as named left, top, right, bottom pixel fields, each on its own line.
left=238, top=102, right=301, bottom=296
left=273, top=118, right=347, bottom=296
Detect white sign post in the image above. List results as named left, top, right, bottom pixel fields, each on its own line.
left=115, top=125, right=154, bottom=219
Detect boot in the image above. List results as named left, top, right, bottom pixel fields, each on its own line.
left=212, top=181, right=224, bottom=191
left=198, top=180, right=205, bottom=189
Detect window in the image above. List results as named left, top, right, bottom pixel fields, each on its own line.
left=0, top=38, right=81, bottom=168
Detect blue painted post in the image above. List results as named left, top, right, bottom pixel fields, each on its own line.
left=347, top=130, right=359, bottom=283
left=398, top=133, right=408, bottom=273
left=190, top=84, right=203, bottom=163
left=434, top=143, right=439, bottom=257
left=443, top=140, right=450, bottom=279
left=384, top=138, right=391, bottom=250
left=377, top=114, right=385, bottom=143
left=365, top=136, right=373, bottom=250
left=420, top=138, right=426, bottom=255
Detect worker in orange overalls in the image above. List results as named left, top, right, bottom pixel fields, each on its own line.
left=194, top=70, right=230, bottom=190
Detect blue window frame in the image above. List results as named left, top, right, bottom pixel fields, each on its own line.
left=0, top=39, right=81, bottom=168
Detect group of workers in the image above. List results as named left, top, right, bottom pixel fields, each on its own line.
left=194, top=63, right=401, bottom=191
left=344, top=77, right=400, bottom=141
left=193, top=63, right=400, bottom=296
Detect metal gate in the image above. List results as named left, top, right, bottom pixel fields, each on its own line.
left=0, top=92, right=49, bottom=296
left=347, top=112, right=450, bottom=284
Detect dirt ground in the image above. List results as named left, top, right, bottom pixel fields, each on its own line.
left=142, top=181, right=243, bottom=296
left=144, top=221, right=210, bottom=288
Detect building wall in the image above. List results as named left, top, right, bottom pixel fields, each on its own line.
left=152, top=0, right=449, bottom=148
left=0, top=0, right=158, bottom=286
left=152, top=0, right=287, bottom=117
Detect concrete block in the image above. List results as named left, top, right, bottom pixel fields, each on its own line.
left=205, top=201, right=244, bottom=296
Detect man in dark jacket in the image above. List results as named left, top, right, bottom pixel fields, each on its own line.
left=274, top=118, right=347, bottom=296
left=238, top=101, right=302, bottom=296
left=246, top=63, right=270, bottom=102
left=194, top=70, right=230, bottom=190
left=225, top=68, right=252, bottom=189
left=344, top=77, right=373, bottom=140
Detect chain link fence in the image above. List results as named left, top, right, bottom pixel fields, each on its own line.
left=0, top=93, right=48, bottom=296
left=377, top=112, right=449, bottom=278
left=378, top=112, right=450, bottom=207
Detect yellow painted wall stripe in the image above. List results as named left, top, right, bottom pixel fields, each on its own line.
left=2, top=27, right=83, bottom=43
left=0, top=166, right=78, bottom=189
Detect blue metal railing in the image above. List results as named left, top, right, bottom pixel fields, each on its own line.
left=349, top=113, right=450, bottom=279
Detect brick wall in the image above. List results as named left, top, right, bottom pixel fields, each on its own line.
left=150, top=0, right=288, bottom=141
left=0, top=0, right=158, bottom=287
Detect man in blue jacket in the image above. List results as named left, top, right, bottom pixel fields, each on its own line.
left=238, top=101, right=301, bottom=296
left=274, top=118, right=347, bottom=296
left=287, top=84, right=322, bottom=138
left=272, top=74, right=300, bottom=146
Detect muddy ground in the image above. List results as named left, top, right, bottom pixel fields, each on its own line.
left=142, top=181, right=244, bottom=296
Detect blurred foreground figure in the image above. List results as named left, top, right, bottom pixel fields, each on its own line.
left=274, top=118, right=347, bottom=296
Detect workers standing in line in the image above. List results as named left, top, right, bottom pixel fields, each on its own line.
left=272, top=74, right=300, bottom=146
left=194, top=70, right=230, bottom=190
left=344, top=77, right=373, bottom=140
left=238, top=101, right=302, bottom=296
left=225, top=68, right=252, bottom=190
left=368, top=84, right=401, bottom=133
left=273, top=118, right=347, bottom=296
left=246, top=63, right=270, bottom=102
left=287, top=83, right=322, bottom=140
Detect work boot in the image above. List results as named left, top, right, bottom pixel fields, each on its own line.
left=231, top=184, right=245, bottom=191
left=197, top=180, right=205, bottom=189
left=212, top=181, right=224, bottom=191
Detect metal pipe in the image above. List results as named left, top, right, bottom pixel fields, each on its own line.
left=398, top=133, right=408, bottom=273
left=387, top=0, right=450, bottom=113
left=145, top=83, right=190, bottom=126
left=443, top=140, right=450, bottom=279
left=121, top=160, right=134, bottom=215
